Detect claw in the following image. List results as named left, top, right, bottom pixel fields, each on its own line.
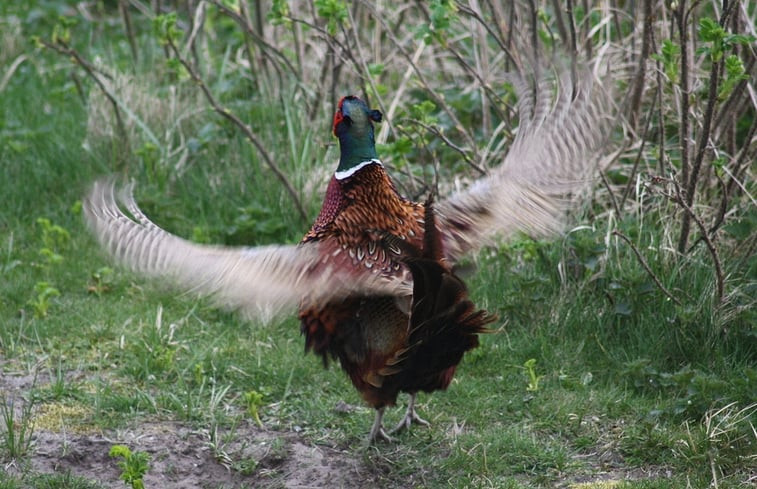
left=390, top=393, right=430, bottom=434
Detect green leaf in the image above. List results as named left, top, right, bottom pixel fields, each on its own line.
left=109, top=444, right=132, bottom=458
left=268, top=0, right=291, bottom=26
left=367, top=63, right=384, bottom=76
left=153, top=13, right=181, bottom=45
left=724, top=33, right=756, bottom=46
left=698, top=17, right=725, bottom=43
left=314, top=0, right=348, bottom=36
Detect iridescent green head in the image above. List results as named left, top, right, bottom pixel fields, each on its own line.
left=332, top=96, right=383, bottom=179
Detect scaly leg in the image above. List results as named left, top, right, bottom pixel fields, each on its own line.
left=366, top=407, right=394, bottom=444
left=390, top=393, right=430, bottom=434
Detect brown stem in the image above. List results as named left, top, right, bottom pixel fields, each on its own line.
left=119, top=0, right=138, bottom=66
left=407, top=119, right=486, bottom=176
left=628, top=0, right=653, bottom=130
left=600, top=170, right=621, bottom=219
left=675, top=0, right=692, bottom=253
left=550, top=0, right=569, bottom=43
left=678, top=2, right=738, bottom=253
left=620, top=93, right=658, bottom=210
left=165, top=37, right=308, bottom=223
left=612, top=230, right=681, bottom=306
left=40, top=39, right=128, bottom=147
left=566, top=0, right=578, bottom=88
left=527, top=0, right=540, bottom=69
left=651, top=31, right=667, bottom=177
left=671, top=180, right=725, bottom=305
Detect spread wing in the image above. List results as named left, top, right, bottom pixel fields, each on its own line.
left=438, top=64, right=619, bottom=260
left=83, top=180, right=411, bottom=321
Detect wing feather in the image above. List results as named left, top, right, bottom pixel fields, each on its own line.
left=439, top=64, right=618, bottom=260
left=83, top=180, right=411, bottom=321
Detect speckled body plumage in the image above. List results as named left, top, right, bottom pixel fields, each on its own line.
left=298, top=159, right=492, bottom=410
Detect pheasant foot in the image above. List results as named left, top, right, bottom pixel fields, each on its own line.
left=366, top=407, right=394, bottom=444
left=390, top=393, right=430, bottom=434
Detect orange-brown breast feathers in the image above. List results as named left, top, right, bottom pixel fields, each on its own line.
left=303, top=163, right=424, bottom=248
left=298, top=163, right=424, bottom=392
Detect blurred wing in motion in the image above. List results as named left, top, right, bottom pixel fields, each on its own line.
left=83, top=180, right=411, bottom=321
left=438, top=65, right=618, bottom=260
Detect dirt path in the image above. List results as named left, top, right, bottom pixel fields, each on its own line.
left=19, top=422, right=367, bottom=488
left=1, top=369, right=380, bottom=488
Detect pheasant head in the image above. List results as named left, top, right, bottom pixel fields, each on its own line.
left=333, top=96, right=382, bottom=178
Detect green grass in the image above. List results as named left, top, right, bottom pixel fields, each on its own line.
left=0, top=472, right=107, bottom=489
left=1, top=2, right=755, bottom=488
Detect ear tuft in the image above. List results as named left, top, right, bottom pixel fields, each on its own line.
left=369, top=110, right=382, bottom=123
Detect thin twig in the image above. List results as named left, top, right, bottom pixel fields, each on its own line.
left=39, top=38, right=129, bottom=146
left=407, top=119, right=487, bottom=176
left=620, top=94, right=658, bottom=210
left=671, top=180, right=725, bottom=305
left=724, top=117, right=757, bottom=202
left=599, top=170, right=622, bottom=218
left=119, top=0, right=138, bottom=66
left=164, top=36, right=308, bottom=223
left=709, top=118, right=757, bottom=237
left=207, top=0, right=300, bottom=81
left=455, top=2, right=519, bottom=67
left=612, top=230, right=682, bottom=306
left=365, top=8, right=481, bottom=163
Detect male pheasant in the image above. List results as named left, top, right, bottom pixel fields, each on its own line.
left=84, top=67, right=615, bottom=443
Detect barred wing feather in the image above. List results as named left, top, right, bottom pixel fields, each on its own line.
left=438, top=67, right=616, bottom=260
left=84, top=181, right=411, bottom=321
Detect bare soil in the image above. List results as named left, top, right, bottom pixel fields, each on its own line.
left=21, top=422, right=369, bottom=489
left=1, top=369, right=382, bottom=488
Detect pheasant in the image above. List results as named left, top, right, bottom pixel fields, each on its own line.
left=84, top=66, right=615, bottom=443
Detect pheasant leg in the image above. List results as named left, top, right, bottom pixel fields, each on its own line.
left=390, top=393, right=430, bottom=434
left=366, top=407, right=394, bottom=444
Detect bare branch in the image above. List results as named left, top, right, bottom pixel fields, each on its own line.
left=612, top=230, right=682, bottom=306
left=164, top=36, right=308, bottom=223
left=620, top=93, right=658, bottom=210
left=39, top=38, right=129, bottom=147
left=675, top=0, right=692, bottom=253
left=406, top=119, right=486, bottom=176
left=671, top=180, right=726, bottom=305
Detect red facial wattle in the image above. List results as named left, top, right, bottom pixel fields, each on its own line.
left=332, top=108, right=345, bottom=136
left=333, top=96, right=350, bottom=136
